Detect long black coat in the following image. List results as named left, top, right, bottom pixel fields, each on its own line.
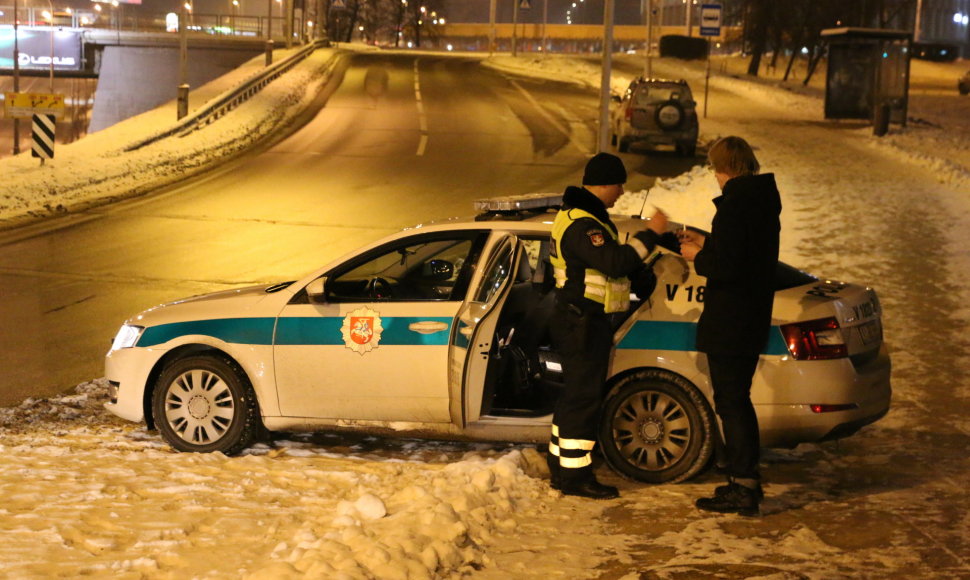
left=694, top=173, right=781, bottom=356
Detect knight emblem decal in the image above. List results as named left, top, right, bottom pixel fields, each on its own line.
left=341, top=307, right=384, bottom=354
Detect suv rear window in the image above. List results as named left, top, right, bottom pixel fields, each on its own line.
left=634, top=84, right=691, bottom=106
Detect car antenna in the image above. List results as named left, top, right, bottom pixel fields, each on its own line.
left=637, top=189, right=651, bottom=218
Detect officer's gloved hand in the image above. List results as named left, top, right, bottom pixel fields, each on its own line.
left=656, top=231, right=681, bottom=253
left=631, top=267, right=657, bottom=300
left=632, top=229, right=660, bottom=253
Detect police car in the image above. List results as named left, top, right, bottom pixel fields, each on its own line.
left=105, top=194, right=891, bottom=484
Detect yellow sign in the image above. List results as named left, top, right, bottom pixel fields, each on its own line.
left=3, top=92, right=66, bottom=119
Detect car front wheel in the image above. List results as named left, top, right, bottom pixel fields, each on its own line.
left=599, top=369, right=715, bottom=483
left=152, top=354, right=262, bottom=455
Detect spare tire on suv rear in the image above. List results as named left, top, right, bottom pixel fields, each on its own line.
left=655, top=100, right=685, bottom=130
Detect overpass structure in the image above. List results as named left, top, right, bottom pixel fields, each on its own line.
left=1, top=28, right=279, bottom=154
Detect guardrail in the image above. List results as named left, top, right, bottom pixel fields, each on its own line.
left=125, top=39, right=328, bottom=151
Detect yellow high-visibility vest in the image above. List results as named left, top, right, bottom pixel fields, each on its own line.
left=550, top=208, right=631, bottom=313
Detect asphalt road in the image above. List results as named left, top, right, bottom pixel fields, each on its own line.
left=0, top=51, right=676, bottom=406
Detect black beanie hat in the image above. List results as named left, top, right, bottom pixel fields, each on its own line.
left=582, top=152, right=627, bottom=186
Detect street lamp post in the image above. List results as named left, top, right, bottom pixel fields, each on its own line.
left=12, top=0, right=20, bottom=154
left=177, top=1, right=190, bottom=119
left=488, top=0, right=495, bottom=55
left=42, top=1, right=54, bottom=92
left=598, top=0, right=614, bottom=152
left=231, top=0, right=239, bottom=36
left=265, top=0, right=273, bottom=64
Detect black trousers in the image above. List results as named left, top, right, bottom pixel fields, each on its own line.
left=550, top=303, right=612, bottom=472
left=706, top=353, right=761, bottom=483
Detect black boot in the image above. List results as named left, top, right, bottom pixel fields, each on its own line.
left=715, top=480, right=764, bottom=502
left=696, top=482, right=761, bottom=516
left=546, top=452, right=561, bottom=490
left=559, top=467, right=619, bottom=500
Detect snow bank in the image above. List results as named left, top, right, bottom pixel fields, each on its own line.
left=0, top=380, right=629, bottom=578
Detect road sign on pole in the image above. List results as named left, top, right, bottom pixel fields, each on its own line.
left=699, top=4, right=721, bottom=37
left=519, top=0, right=531, bottom=9
left=3, top=93, right=65, bottom=119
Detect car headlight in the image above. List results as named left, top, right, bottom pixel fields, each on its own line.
left=110, top=324, right=144, bottom=351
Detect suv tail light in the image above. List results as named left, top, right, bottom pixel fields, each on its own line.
left=780, top=317, right=847, bottom=360
left=624, top=105, right=632, bottom=121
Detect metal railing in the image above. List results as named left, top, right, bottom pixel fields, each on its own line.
left=125, top=39, right=330, bottom=151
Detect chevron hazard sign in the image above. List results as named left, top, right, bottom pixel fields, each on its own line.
left=31, top=114, right=56, bottom=160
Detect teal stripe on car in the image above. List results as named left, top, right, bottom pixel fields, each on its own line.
left=138, top=318, right=277, bottom=347
left=137, top=316, right=454, bottom=347
left=616, top=320, right=790, bottom=356
left=275, top=317, right=453, bottom=346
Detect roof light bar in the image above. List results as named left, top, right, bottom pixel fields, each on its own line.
left=473, top=193, right=562, bottom=213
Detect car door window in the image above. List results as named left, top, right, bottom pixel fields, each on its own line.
left=327, top=233, right=485, bottom=302
left=473, top=238, right=515, bottom=304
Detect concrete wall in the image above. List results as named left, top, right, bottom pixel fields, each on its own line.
left=89, top=45, right=261, bottom=133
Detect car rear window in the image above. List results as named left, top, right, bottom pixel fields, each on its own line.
left=634, top=84, right=690, bottom=105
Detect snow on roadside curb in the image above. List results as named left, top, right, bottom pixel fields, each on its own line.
left=0, top=49, right=342, bottom=228
left=0, top=380, right=628, bottom=579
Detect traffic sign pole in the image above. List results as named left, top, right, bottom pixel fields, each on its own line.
left=699, top=4, right=722, bottom=119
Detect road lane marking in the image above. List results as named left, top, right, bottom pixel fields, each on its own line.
left=508, top=78, right=592, bottom=155
left=414, top=60, right=428, bottom=156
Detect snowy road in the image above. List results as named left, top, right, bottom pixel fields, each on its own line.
left=1, top=50, right=969, bottom=578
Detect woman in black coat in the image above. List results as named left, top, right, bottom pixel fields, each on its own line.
left=679, top=136, right=781, bottom=516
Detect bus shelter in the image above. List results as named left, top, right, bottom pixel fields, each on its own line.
left=821, top=28, right=912, bottom=129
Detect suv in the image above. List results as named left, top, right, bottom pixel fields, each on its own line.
left=611, top=78, right=699, bottom=156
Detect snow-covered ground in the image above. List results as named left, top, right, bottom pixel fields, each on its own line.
left=2, top=46, right=969, bottom=578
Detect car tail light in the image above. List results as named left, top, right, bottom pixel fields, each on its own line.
left=810, top=404, right=858, bottom=413
left=625, top=106, right=632, bottom=121
left=780, top=317, right=847, bottom=360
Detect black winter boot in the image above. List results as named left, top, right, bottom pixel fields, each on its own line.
left=696, top=482, right=761, bottom=516
left=715, top=480, right=764, bottom=502
left=559, top=467, right=619, bottom=500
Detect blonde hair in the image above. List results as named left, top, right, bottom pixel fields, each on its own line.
left=708, top=136, right=760, bottom=177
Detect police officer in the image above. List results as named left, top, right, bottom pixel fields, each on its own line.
left=548, top=153, right=668, bottom=499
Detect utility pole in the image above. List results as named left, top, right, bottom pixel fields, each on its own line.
left=643, top=0, right=653, bottom=78
left=265, top=0, right=274, bottom=64
left=914, top=0, right=923, bottom=43
left=178, top=3, right=189, bottom=119
left=13, top=0, right=20, bottom=154
left=598, top=0, right=614, bottom=153
left=686, top=0, right=693, bottom=37
left=489, top=0, right=496, bottom=55
left=512, top=0, right=519, bottom=57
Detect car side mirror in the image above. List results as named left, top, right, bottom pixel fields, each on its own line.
left=422, top=259, right=454, bottom=282
left=306, top=276, right=328, bottom=304
left=610, top=95, right=622, bottom=104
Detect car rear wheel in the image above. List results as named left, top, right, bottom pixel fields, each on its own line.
left=152, top=354, right=262, bottom=455
left=599, top=369, right=715, bottom=483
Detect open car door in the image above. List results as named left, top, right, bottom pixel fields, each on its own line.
left=448, top=234, right=519, bottom=426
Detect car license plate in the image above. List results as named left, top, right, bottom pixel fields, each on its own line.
left=858, top=320, right=881, bottom=345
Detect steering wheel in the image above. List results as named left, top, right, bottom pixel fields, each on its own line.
left=366, top=277, right=394, bottom=299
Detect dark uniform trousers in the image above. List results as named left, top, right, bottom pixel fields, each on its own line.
left=549, top=302, right=612, bottom=480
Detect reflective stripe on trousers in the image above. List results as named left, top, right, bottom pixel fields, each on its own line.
left=549, top=423, right=594, bottom=469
